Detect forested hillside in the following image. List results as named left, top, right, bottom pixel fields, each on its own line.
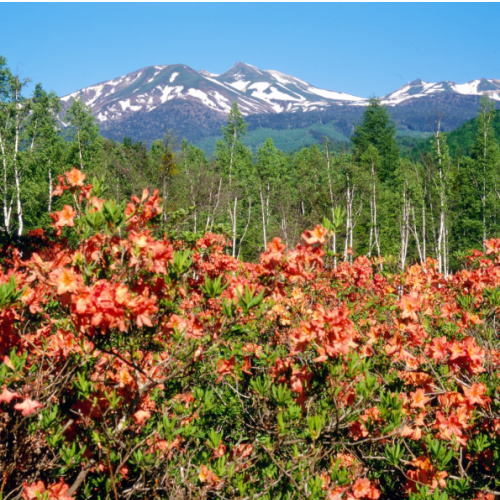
left=2, top=57, right=499, bottom=273
left=403, top=111, right=500, bottom=160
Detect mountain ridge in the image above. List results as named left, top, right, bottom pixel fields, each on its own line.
left=60, top=62, right=500, bottom=146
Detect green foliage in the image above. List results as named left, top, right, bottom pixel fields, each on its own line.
left=352, top=98, right=400, bottom=182
left=238, top=286, right=265, bottom=314
left=170, top=250, right=192, bottom=278
left=65, top=99, right=103, bottom=171
left=201, top=275, right=227, bottom=298
left=0, top=277, right=21, bottom=308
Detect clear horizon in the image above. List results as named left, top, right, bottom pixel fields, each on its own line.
left=1, top=2, right=499, bottom=98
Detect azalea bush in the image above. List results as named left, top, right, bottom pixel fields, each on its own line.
left=0, top=169, right=498, bottom=499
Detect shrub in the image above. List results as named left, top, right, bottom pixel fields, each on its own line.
left=0, top=169, right=498, bottom=499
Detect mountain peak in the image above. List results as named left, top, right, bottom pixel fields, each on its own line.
left=232, top=61, right=261, bottom=71
left=218, top=62, right=264, bottom=81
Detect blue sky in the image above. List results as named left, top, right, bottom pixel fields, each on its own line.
left=1, top=3, right=499, bottom=98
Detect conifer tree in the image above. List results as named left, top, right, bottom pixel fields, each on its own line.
left=352, top=98, right=399, bottom=182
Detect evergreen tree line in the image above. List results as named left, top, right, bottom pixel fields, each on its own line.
left=1, top=57, right=498, bottom=272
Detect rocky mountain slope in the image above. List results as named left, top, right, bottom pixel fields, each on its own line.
left=60, top=62, right=500, bottom=145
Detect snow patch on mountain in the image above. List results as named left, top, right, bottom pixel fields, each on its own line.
left=265, top=69, right=309, bottom=87
left=159, top=85, right=184, bottom=103
left=453, top=81, right=479, bottom=95
left=187, top=88, right=232, bottom=112
left=200, top=70, right=218, bottom=78
left=229, top=80, right=251, bottom=92
left=119, top=99, right=142, bottom=112
left=307, top=86, right=365, bottom=102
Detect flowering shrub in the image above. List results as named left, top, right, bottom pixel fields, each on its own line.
left=0, top=170, right=498, bottom=499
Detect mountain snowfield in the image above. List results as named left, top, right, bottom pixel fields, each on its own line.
left=381, top=78, right=500, bottom=105
left=61, top=62, right=500, bottom=125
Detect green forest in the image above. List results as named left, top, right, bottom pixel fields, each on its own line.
left=1, top=56, right=499, bottom=273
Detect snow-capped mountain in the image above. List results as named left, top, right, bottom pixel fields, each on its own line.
left=60, top=63, right=499, bottom=145
left=61, top=64, right=244, bottom=122
left=61, top=62, right=367, bottom=123
left=381, top=78, right=500, bottom=105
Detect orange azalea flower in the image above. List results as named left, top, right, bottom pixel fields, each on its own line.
left=232, top=443, right=253, bottom=459
left=0, top=386, right=21, bottom=404
left=261, top=237, right=286, bottom=266
left=216, top=356, right=236, bottom=383
left=361, top=406, right=382, bottom=423
left=434, top=410, right=468, bottom=446
left=22, top=481, right=46, bottom=500
left=335, top=452, right=358, bottom=468
left=51, top=268, right=82, bottom=295
left=484, top=238, right=500, bottom=255
left=398, top=370, right=434, bottom=390
left=129, top=231, right=150, bottom=249
left=448, top=341, right=465, bottom=361
left=351, top=478, right=380, bottom=499
left=438, top=391, right=465, bottom=409
left=46, top=479, right=74, bottom=500
left=242, top=343, right=263, bottom=358
left=241, top=356, right=252, bottom=374
left=65, top=167, right=86, bottom=187
left=462, top=336, right=486, bottom=371
left=22, top=479, right=73, bottom=500
left=327, top=487, right=347, bottom=500
left=173, top=392, right=195, bottom=407
left=14, top=398, right=43, bottom=416
left=426, top=336, right=449, bottom=361
left=463, top=383, right=490, bottom=407
left=410, top=388, right=430, bottom=410
left=266, top=236, right=285, bottom=254
left=474, top=493, right=495, bottom=500
left=400, top=425, right=422, bottom=440
left=212, top=443, right=227, bottom=458
left=115, top=284, right=131, bottom=305
left=302, top=225, right=328, bottom=245
left=198, top=465, right=221, bottom=485
left=88, top=196, right=104, bottom=211
left=398, top=293, right=420, bottom=321
left=349, top=421, right=369, bottom=440
left=406, top=456, right=447, bottom=493
left=132, top=409, right=151, bottom=426
left=116, top=366, right=134, bottom=388
left=52, top=205, right=77, bottom=228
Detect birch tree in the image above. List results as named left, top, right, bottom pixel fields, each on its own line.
left=23, top=84, right=64, bottom=224
left=254, top=138, right=287, bottom=250
left=0, top=58, right=30, bottom=236
left=431, top=125, right=452, bottom=275
left=472, top=97, right=499, bottom=246
left=215, top=103, right=252, bottom=258
left=65, top=99, right=102, bottom=171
